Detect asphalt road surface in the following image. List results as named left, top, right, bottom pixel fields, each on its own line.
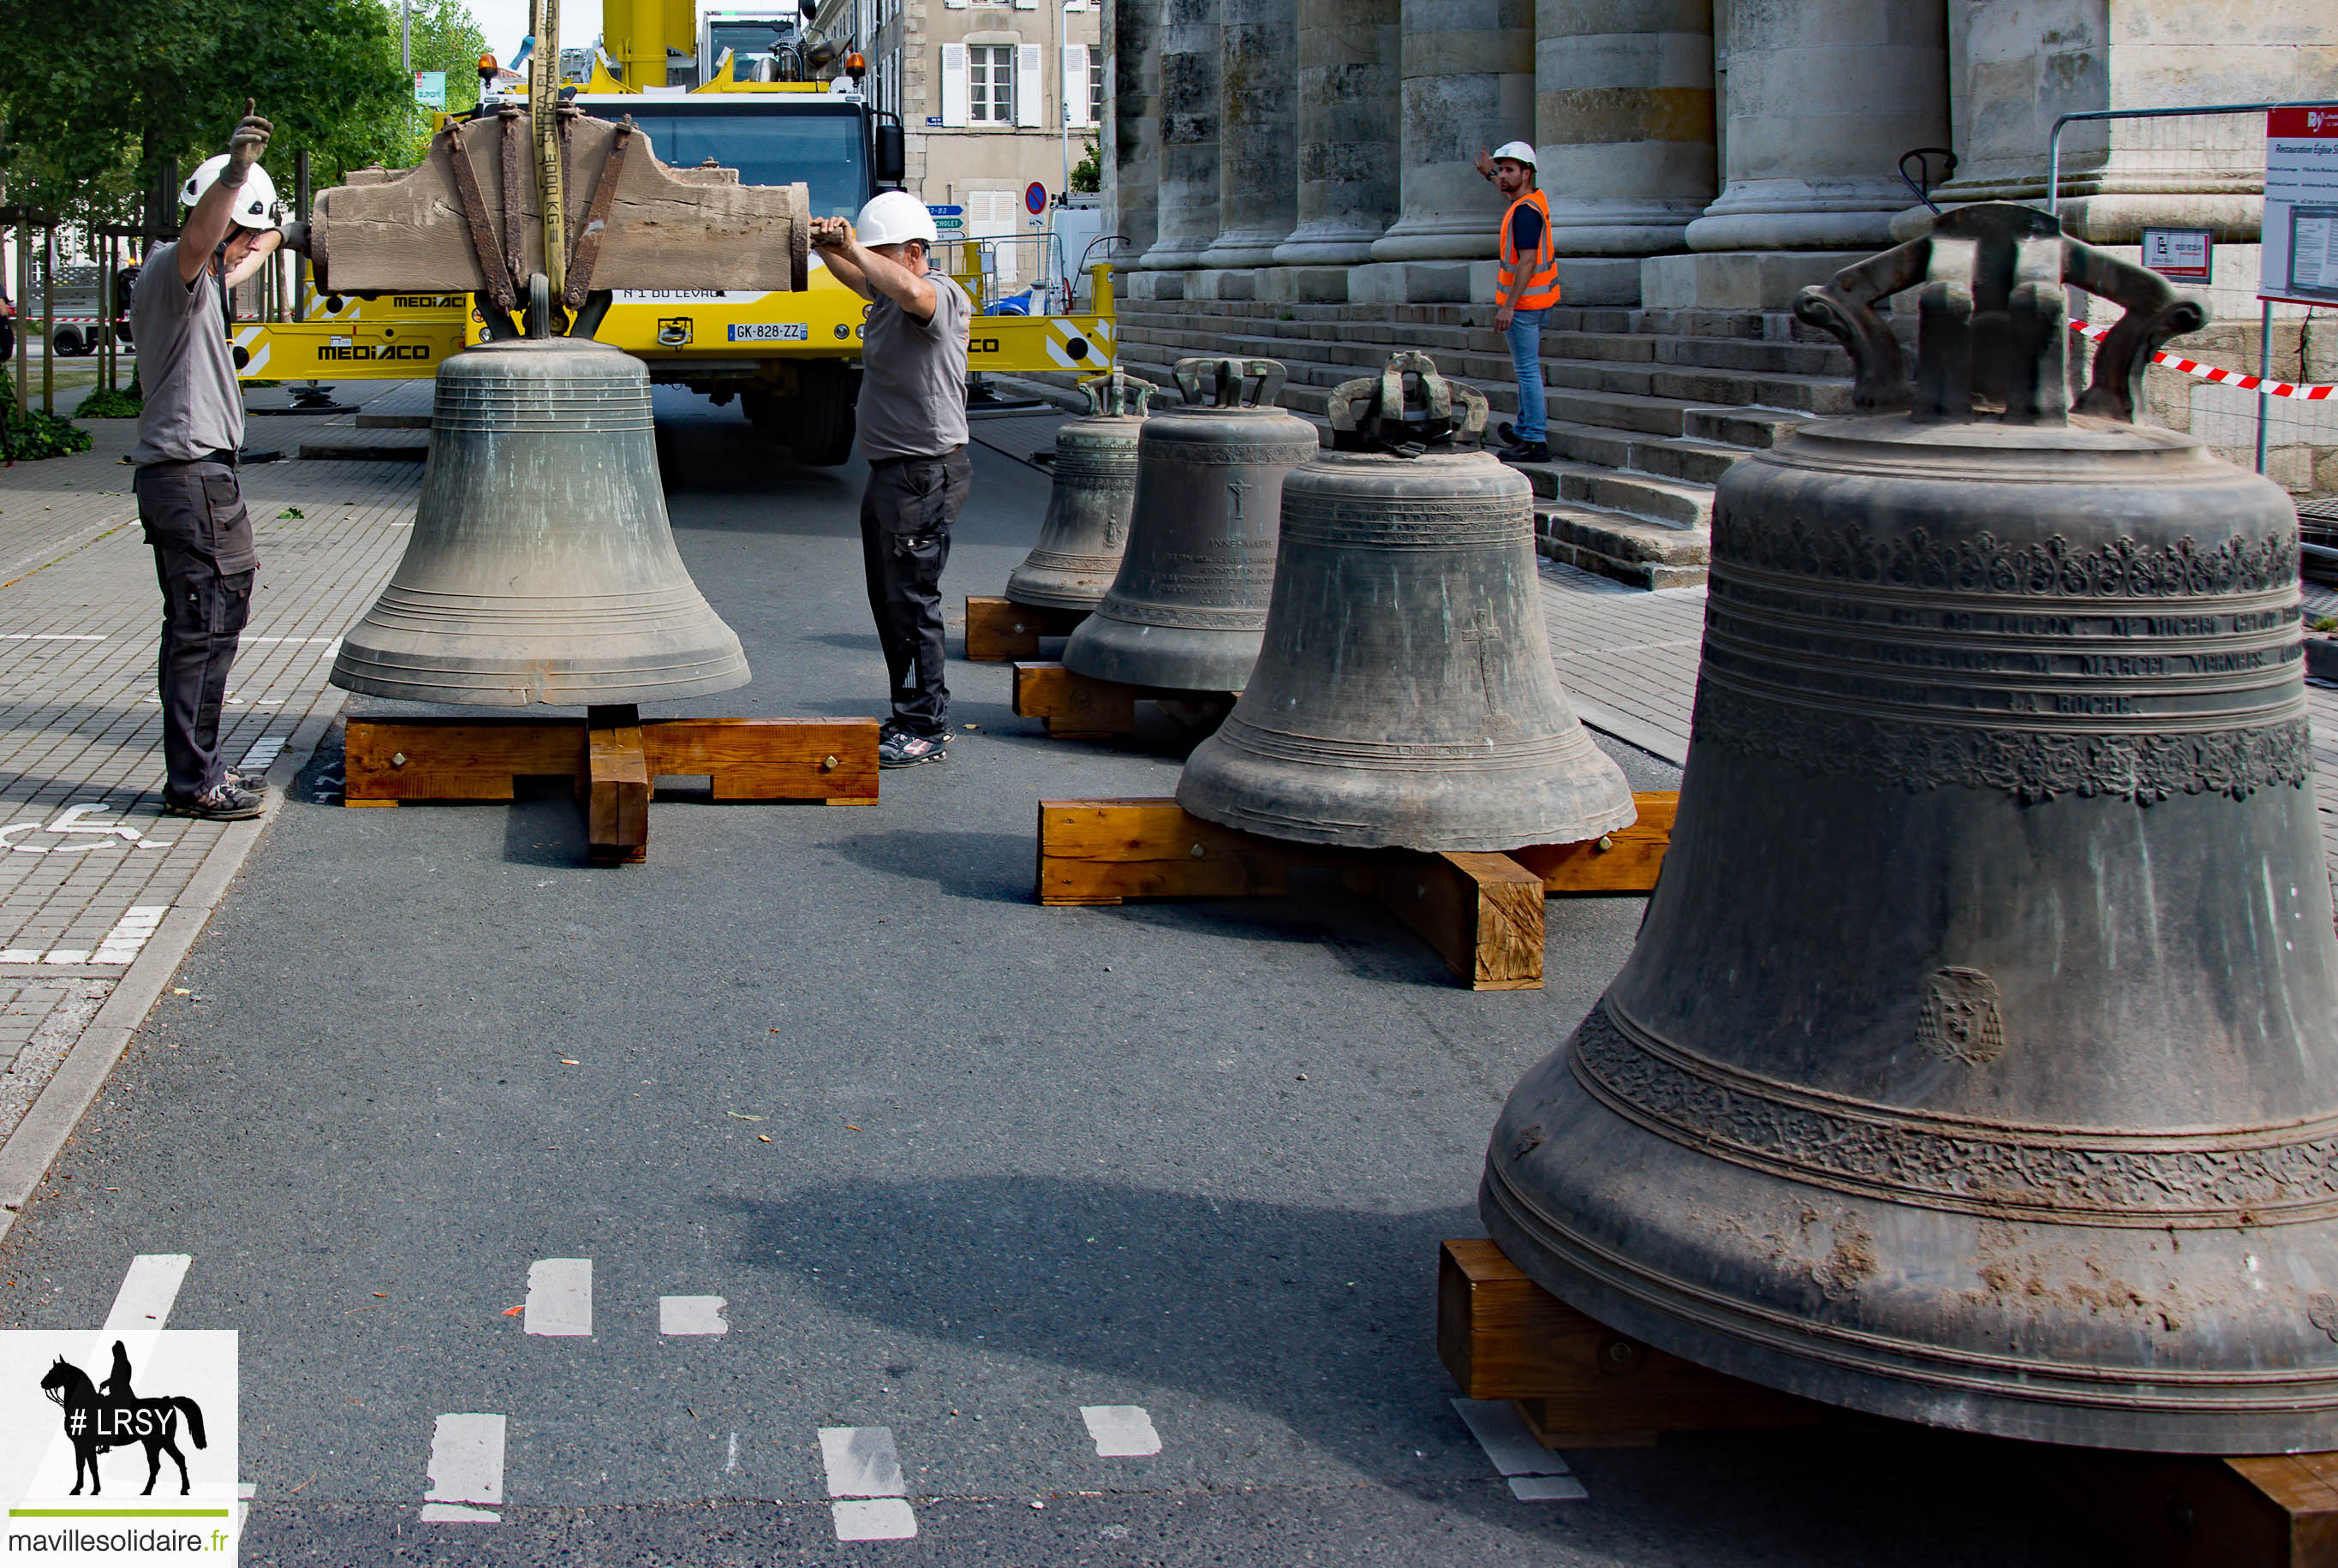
left=0, top=395, right=2120, bottom=1565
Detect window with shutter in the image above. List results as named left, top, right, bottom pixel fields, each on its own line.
left=1089, top=52, right=1105, bottom=128
left=1015, top=44, right=1043, bottom=128
left=969, top=44, right=1014, bottom=123
left=1061, top=45, right=1088, bottom=128
left=941, top=42, right=969, bottom=126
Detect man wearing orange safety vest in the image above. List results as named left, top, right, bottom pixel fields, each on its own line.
left=1474, top=140, right=1560, bottom=464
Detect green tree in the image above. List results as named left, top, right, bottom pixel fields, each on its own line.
left=394, top=0, right=492, bottom=165
left=1071, top=138, right=1100, bottom=194
left=0, top=0, right=449, bottom=228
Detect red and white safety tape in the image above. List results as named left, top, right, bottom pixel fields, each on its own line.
left=2069, top=319, right=2335, bottom=402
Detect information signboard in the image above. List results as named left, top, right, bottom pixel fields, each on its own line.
left=414, top=70, right=447, bottom=110
left=2140, top=228, right=2213, bottom=283
left=2262, top=105, right=2338, bottom=306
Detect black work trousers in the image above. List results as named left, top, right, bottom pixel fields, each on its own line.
left=134, top=460, right=257, bottom=802
left=859, top=446, right=970, bottom=738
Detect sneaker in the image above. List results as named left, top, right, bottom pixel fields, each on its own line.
left=877, top=730, right=948, bottom=768
left=163, top=782, right=266, bottom=820
left=1497, top=441, right=1551, bottom=465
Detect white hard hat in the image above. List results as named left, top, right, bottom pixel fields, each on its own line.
left=855, top=189, right=938, bottom=248
left=182, top=154, right=281, bottom=232
left=1491, top=140, right=1537, bottom=169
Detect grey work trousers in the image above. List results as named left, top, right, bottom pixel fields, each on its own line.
left=134, top=460, right=257, bottom=802
left=859, top=446, right=971, bottom=738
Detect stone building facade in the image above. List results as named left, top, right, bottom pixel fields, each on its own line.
left=817, top=0, right=1105, bottom=285
left=1106, top=0, right=2335, bottom=308
left=1100, top=0, right=2336, bottom=495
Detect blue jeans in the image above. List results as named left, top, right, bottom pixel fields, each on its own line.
left=1504, top=308, right=1547, bottom=444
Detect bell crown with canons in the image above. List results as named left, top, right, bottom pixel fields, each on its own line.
left=1080, top=367, right=1154, bottom=419
left=1327, top=351, right=1489, bottom=456
left=1794, top=200, right=2208, bottom=427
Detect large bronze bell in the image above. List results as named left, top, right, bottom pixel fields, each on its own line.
left=1005, top=369, right=1154, bottom=612
left=332, top=337, right=749, bottom=706
left=1483, top=202, right=2338, bottom=1454
left=1061, top=357, right=1318, bottom=692
left=1178, top=354, right=1634, bottom=851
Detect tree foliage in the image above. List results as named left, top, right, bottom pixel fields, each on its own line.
left=393, top=0, right=492, bottom=165
left=0, top=0, right=485, bottom=227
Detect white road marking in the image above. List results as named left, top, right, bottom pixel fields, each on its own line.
left=93, top=906, right=166, bottom=966
left=1079, top=1405, right=1161, bottom=1458
left=1508, top=1474, right=1591, bottom=1501
left=524, top=1258, right=592, bottom=1336
left=1451, top=1398, right=1584, bottom=1499
left=0, top=634, right=107, bottom=641
left=236, top=736, right=288, bottom=772
left=832, top=1499, right=918, bottom=1541
left=819, top=1426, right=905, bottom=1496
left=420, top=1412, right=505, bottom=1523
left=42, top=951, right=88, bottom=964
left=725, top=1432, right=740, bottom=1473
left=659, top=1295, right=728, bottom=1335
left=103, top=1254, right=191, bottom=1330
left=819, top=1426, right=917, bottom=1541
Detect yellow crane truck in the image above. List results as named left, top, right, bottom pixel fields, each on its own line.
left=233, top=54, right=1116, bottom=463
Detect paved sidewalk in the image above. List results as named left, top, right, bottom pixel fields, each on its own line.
left=0, top=390, right=424, bottom=1160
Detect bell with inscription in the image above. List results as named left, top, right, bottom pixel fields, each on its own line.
left=1061, top=357, right=1319, bottom=693
left=1178, top=354, right=1634, bottom=851
left=1482, top=202, right=2338, bottom=1453
left=1005, top=368, right=1154, bottom=612
left=332, top=336, right=749, bottom=705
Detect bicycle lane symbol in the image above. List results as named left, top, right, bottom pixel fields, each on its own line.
left=0, top=803, right=176, bottom=853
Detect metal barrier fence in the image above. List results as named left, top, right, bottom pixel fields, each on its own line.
left=2048, top=102, right=2336, bottom=492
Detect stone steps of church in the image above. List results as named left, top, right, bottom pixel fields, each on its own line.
left=1113, top=301, right=1851, bottom=377
left=1114, top=317, right=1856, bottom=420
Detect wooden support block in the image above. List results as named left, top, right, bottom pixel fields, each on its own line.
left=1035, top=799, right=1316, bottom=906
left=1437, top=1238, right=1825, bottom=1443
left=965, top=596, right=1088, bottom=662
left=2055, top=1448, right=2338, bottom=1568
left=1013, top=661, right=1139, bottom=737
left=1349, top=853, right=1546, bottom=990
left=344, top=718, right=586, bottom=802
left=641, top=718, right=880, bottom=803
left=1508, top=791, right=1678, bottom=895
left=586, top=706, right=649, bottom=866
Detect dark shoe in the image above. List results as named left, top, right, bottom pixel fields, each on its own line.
left=1497, top=441, right=1551, bottom=464
left=877, top=730, right=948, bottom=768
left=163, top=782, right=266, bottom=820
left=1496, top=420, right=1518, bottom=446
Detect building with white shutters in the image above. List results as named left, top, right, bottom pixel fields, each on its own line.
left=814, top=0, right=1103, bottom=290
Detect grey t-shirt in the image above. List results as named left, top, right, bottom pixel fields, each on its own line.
left=130, top=242, right=244, bottom=466
left=856, top=271, right=971, bottom=462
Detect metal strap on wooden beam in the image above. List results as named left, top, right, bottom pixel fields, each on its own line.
left=444, top=123, right=519, bottom=313
left=498, top=108, right=527, bottom=294
left=563, top=118, right=634, bottom=308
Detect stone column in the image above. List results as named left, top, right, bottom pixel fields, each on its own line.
left=1369, top=0, right=1536, bottom=262
left=1273, top=0, right=1401, bottom=265
left=1198, top=0, right=1299, bottom=266
left=1918, top=0, right=2331, bottom=244
left=1682, top=0, right=1948, bottom=253
left=1136, top=0, right=1221, bottom=270
left=1535, top=0, right=1715, bottom=256
left=1107, top=0, right=1162, bottom=266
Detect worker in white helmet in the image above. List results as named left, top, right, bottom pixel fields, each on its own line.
left=128, top=100, right=280, bottom=820
left=1474, top=140, right=1560, bottom=464
left=809, top=190, right=975, bottom=768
